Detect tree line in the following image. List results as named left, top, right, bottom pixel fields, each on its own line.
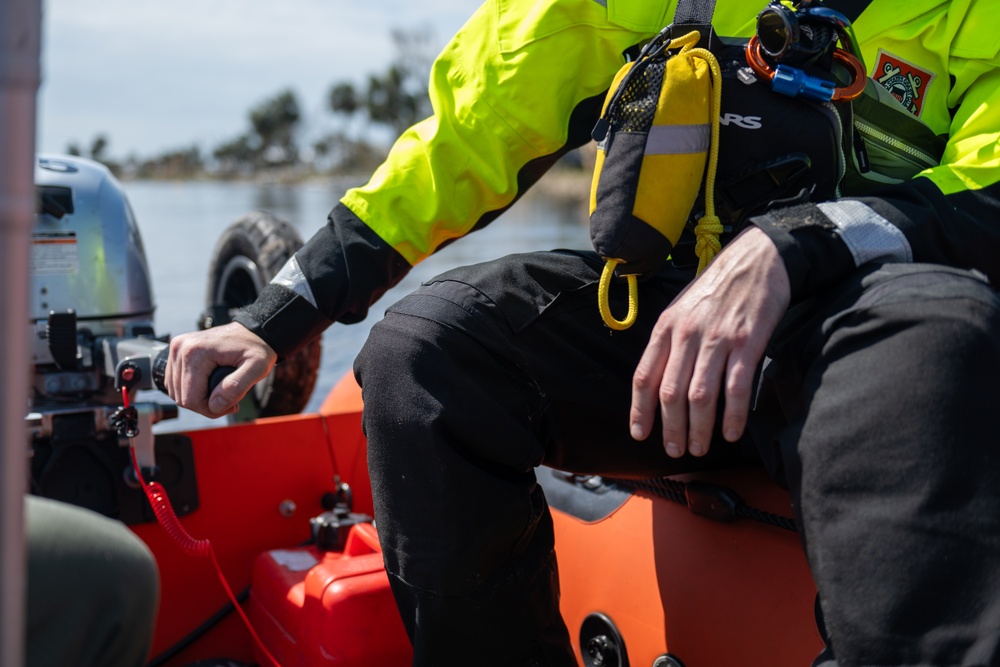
left=68, top=28, right=437, bottom=181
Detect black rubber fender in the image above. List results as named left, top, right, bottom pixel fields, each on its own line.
left=201, top=210, right=321, bottom=420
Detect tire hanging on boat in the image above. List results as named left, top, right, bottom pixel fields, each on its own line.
left=200, top=210, right=322, bottom=421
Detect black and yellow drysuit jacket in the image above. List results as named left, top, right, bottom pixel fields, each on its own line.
left=235, top=0, right=1000, bottom=360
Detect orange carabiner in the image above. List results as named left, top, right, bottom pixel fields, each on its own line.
left=745, top=35, right=866, bottom=102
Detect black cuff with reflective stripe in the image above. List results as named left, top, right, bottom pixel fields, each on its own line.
left=234, top=283, right=333, bottom=360
left=751, top=202, right=856, bottom=302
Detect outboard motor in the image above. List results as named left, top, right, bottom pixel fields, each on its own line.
left=25, top=155, right=196, bottom=523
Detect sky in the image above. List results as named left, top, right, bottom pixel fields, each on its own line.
left=37, top=0, right=474, bottom=159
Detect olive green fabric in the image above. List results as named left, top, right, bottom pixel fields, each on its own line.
left=25, top=496, right=159, bottom=667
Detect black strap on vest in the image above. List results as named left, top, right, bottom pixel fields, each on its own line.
left=672, top=0, right=717, bottom=48
left=673, top=0, right=715, bottom=27
left=672, top=0, right=874, bottom=40
left=812, top=0, right=873, bottom=22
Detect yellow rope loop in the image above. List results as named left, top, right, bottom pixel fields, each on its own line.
left=598, top=258, right=639, bottom=330
left=694, top=214, right=724, bottom=273
left=685, top=45, right=724, bottom=275
left=667, top=30, right=701, bottom=52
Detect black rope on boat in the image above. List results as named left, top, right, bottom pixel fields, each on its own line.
left=145, top=535, right=315, bottom=667
left=738, top=503, right=798, bottom=532
left=620, top=476, right=688, bottom=505
left=611, top=476, right=799, bottom=532
left=145, top=586, right=250, bottom=667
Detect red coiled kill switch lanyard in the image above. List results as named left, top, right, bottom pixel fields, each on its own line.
left=118, top=386, right=281, bottom=667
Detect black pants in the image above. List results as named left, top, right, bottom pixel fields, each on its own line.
left=355, top=250, right=1000, bottom=666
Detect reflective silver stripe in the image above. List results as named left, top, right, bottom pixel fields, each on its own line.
left=271, top=254, right=318, bottom=308
left=817, top=200, right=912, bottom=266
left=591, top=0, right=607, bottom=6
left=645, top=124, right=709, bottom=155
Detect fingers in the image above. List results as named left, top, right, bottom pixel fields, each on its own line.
left=657, top=332, right=697, bottom=457
left=164, top=323, right=276, bottom=418
left=207, top=361, right=266, bottom=415
left=649, top=327, right=728, bottom=458
left=631, top=316, right=719, bottom=458
left=633, top=326, right=750, bottom=458
left=629, top=322, right=670, bottom=442
left=629, top=227, right=790, bottom=457
left=721, top=350, right=757, bottom=442
left=684, top=335, right=727, bottom=456
left=165, top=335, right=210, bottom=414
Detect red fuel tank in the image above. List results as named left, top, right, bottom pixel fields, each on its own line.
left=247, top=522, right=412, bottom=666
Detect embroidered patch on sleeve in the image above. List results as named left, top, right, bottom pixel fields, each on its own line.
left=873, top=49, right=935, bottom=117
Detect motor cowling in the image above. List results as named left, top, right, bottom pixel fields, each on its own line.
left=32, top=155, right=155, bottom=337
left=26, top=155, right=191, bottom=522
left=30, top=154, right=159, bottom=405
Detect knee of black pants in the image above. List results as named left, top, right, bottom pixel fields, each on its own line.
left=785, top=264, right=1000, bottom=665
left=354, top=282, right=554, bottom=597
left=355, top=279, right=545, bottom=471
left=387, top=548, right=576, bottom=667
left=789, top=263, right=1000, bottom=521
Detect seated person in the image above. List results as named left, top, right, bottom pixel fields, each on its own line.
left=166, top=0, right=1000, bottom=664
left=26, top=495, right=159, bottom=667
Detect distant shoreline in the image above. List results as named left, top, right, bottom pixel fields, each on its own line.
left=119, top=164, right=592, bottom=208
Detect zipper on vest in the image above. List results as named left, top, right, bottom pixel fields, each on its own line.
left=853, top=117, right=939, bottom=170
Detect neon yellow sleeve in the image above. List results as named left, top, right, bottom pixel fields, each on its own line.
left=340, top=0, right=660, bottom=266
left=905, top=0, right=1000, bottom=194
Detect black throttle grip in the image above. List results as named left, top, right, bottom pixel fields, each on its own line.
left=152, top=347, right=236, bottom=399
left=208, top=366, right=237, bottom=397
left=152, top=348, right=169, bottom=393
